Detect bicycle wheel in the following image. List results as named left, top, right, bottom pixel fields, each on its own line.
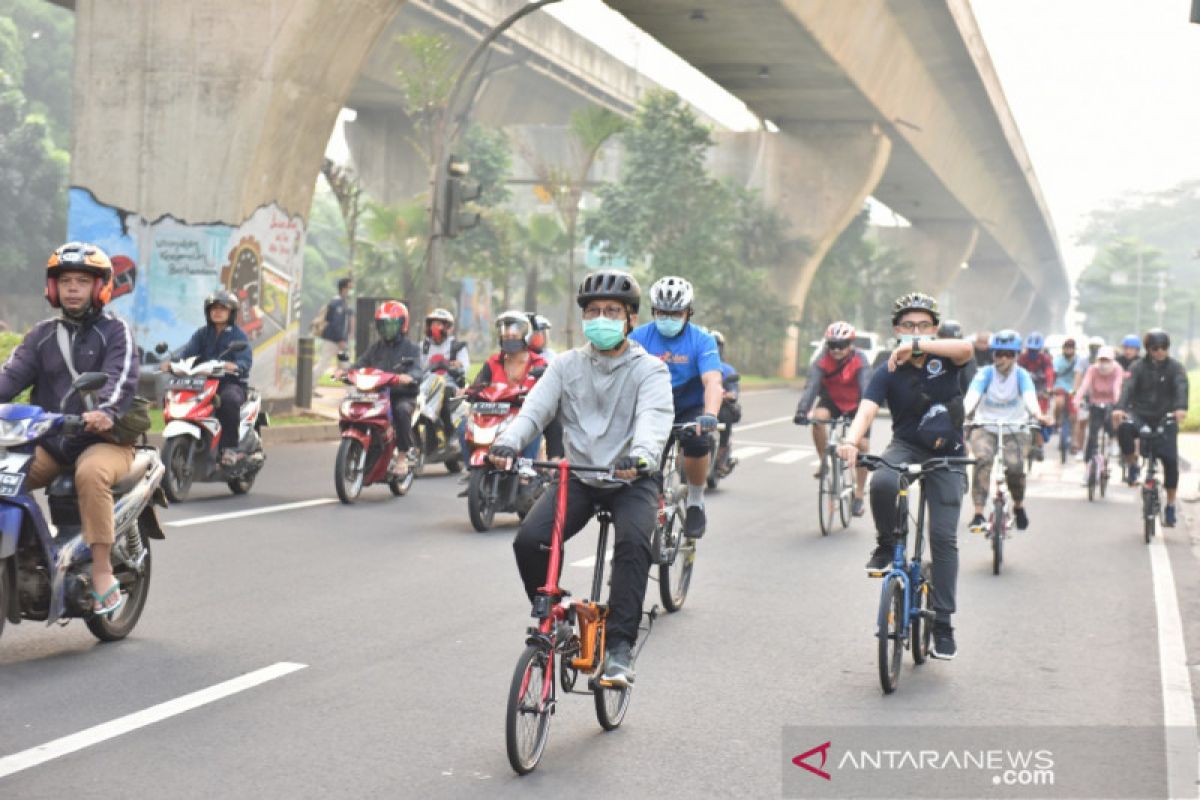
left=877, top=576, right=905, bottom=694
left=1099, top=458, right=1109, bottom=498
left=911, top=566, right=932, bottom=665
left=505, top=645, right=554, bottom=775
left=658, top=512, right=695, bottom=612
left=593, top=645, right=632, bottom=730
left=991, top=503, right=1004, bottom=576
left=818, top=453, right=835, bottom=537
left=1086, top=458, right=1097, bottom=502
left=837, top=458, right=853, bottom=528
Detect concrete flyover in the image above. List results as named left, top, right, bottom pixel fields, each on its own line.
left=607, top=0, right=1067, bottom=372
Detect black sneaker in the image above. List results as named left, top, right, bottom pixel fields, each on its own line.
left=600, top=639, right=635, bottom=687
left=684, top=505, right=706, bottom=539
left=1164, top=505, right=1177, bottom=528
left=1014, top=507, right=1029, bottom=530
left=931, top=622, right=957, bottom=660
left=1127, top=463, right=1140, bottom=486
left=864, top=544, right=892, bottom=573
left=852, top=497, right=866, bottom=517
left=1032, top=445, right=1044, bottom=462
left=968, top=514, right=986, bottom=534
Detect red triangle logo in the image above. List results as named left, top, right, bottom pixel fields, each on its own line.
left=792, top=740, right=832, bottom=781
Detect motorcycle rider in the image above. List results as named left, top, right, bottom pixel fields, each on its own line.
left=337, top=301, right=422, bottom=477
left=0, top=242, right=138, bottom=616
left=629, top=276, right=723, bottom=538
left=467, top=311, right=547, bottom=460
left=161, top=289, right=252, bottom=466
left=420, top=308, right=469, bottom=449
left=489, top=270, right=673, bottom=687
left=527, top=314, right=563, bottom=458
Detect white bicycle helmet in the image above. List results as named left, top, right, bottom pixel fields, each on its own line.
left=649, top=276, right=694, bottom=313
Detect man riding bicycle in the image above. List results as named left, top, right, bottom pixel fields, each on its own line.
left=938, top=319, right=975, bottom=393
left=837, top=292, right=973, bottom=659
left=1052, top=337, right=1088, bottom=456
left=1113, top=329, right=1189, bottom=526
left=794, top=321, right=871, bottom=516
left=490, top=270, right=673, bottom=687
left=1116, top=334, right=1140, bottom=375
left=711, top=329, right=741, bottom=476
left=629, top=276, right=723, bottom=538
left=964, top=330, right=1054, bottom=534
left=1017, top=331, right=1054, bottom=461
left=0, top=242, right=139, bottom=616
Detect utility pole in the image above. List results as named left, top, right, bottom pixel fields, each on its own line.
left=1134, top=248, right=1143, bottom=334
left=1154, top=272, right=1166, bottom=329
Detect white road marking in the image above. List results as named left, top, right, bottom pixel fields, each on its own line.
left=730, top=446, right=770, bottom=461
left=569, top=549, right=613, bottom=569
left=736, top=415, right=793, bottom=432
left=735, top=439, right=813, bottom=451
left=766, top=450, right=807, bottom=464
left=0, top=662, right=308, bottom=779
left=166, top=498, right=338, bottom=527
left=1148, top=529, right=1200, bottom=798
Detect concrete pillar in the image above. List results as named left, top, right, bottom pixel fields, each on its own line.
left=876, top=221, right=979, bottom=298
left=67, top=0, right=403, bottom=399
left=948, top=260, right=1025, bottom=331
left=345, top=107, right=430, bottom=205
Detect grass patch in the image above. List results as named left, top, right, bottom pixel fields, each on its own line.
left=1184, top=369, right=1200, bottom=433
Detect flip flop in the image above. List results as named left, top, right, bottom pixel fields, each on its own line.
left=89, top=581, right=125, bottom=617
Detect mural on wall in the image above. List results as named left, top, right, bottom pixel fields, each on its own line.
left=67, top=187, right=306, bottom=400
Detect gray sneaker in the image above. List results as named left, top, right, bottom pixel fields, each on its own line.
left=600, top=639, right=635, bottom=687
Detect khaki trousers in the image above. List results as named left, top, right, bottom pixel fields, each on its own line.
left=26, top=443, right=133, bottom=545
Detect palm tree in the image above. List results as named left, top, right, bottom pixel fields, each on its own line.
left=357, top=200, right=430, bottom=302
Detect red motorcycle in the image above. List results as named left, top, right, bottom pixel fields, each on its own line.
left=463, top=382, right=546, bottom=531
left=334, top=366, right=415, bottom=503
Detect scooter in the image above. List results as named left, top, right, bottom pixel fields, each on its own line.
left=157, top=341, right=267, bottom=502
left=462, top=382, right=546, bottom=532
left=411, top=369, right=467, bottom=475
left=0, top=372, right=166, bottom=643
left=334, top=363, right=416, bottom=503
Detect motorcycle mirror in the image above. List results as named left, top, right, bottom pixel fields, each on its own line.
left=529, top=367, right=546, bottom=379
left=154, top=342, right=169, bottom=354
left=227, top=341, right=249, bottom=353
left=72, top=372, right=108, bottom=393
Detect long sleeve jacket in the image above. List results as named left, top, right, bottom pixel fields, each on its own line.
left=1116, top=356, right=1188, bottom=420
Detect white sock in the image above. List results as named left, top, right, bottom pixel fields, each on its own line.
left=687, top=484, right=705, bottom=508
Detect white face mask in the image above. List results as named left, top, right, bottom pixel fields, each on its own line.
left=1098, top=361, right=1115, bottom=375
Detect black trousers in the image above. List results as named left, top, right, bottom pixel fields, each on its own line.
left=1118, top=418, right=1180, bottom=490
left=216, top=383, right=246, bottom=449
left=513, top=476, right=657, bottom=646
left=1084, top=406, right=1114, bottom=462
left=390, top=394, right=415, bottom=451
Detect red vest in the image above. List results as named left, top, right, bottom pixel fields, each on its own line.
left=484, top=351, right=546, bottom=393
left=818, top=351, right=864, bottom=413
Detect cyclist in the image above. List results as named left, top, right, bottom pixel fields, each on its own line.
left=1052, top=337, right=1088, bottom=456
left=490, top=270, right=673, bottom=687
left=1087, top=335, right=1106, bottom=364
left=467, top=311, right=547, bottom=460
left=1113, top=329, right=1189, bottom=525
left=837, top=292, right=973, bottom=659
left=1017, top=331, right=1055, bottom=461
left=1116, top=334, right=1140, bottom=375
left=629, top=276, right=723, bottom=538
left=963, top=330, right=1054, bottom=533
left=794, top=321, right=871, bottom=516
left=0, top=242, right=139, bottom=615
left=711, top=329, right=741, bottom=477
left=163, top=289, right=252, bottom=466
left=337, top=301, right=422, bottom=477
left=1074, top=345, right=1123, bottom=464
left=972, top=330, right=992, bottom=366
left=938, top=319, right=975, bottom=394
left=527, top=314, right=563, bottom=459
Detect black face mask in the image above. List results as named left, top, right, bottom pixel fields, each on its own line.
left=500, top=339, right=526, bottom=354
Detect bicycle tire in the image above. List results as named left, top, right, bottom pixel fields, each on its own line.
left=593, top=664, right=632, bottom=730
left=837, top=457, right=853, bottom=528
left=1099, top=459, right=1109, bottom=498
left=505, top=645, right=553, bottom=775
left=658, top=514, right=694, bottom=612
left=818, top=453, right=834, bottom=537
left=877, top=576, right=905, bottom=694
left=1086, top=458, right=1097, bottom=502
left=991, top=500, right=1004, bottom=576
left=911, top=567, right=932, bottom=665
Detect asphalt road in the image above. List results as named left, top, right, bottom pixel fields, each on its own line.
left=1, top=389, right=1197, bottom=798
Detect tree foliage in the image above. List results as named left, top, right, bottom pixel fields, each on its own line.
left=1077, top=237, right=1184, bottom=341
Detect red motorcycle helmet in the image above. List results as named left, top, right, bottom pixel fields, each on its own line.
left=375, top=300, right=409, bottom=341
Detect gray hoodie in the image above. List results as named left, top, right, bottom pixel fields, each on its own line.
left=495, top=340, right=673, bottom=483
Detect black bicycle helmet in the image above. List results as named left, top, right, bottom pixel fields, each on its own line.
left=937, top=319, right=963, bottom=339
left=891, top=291, right=939, bottom=325
left=577, top=270, right=641, bottom=314
left=1143, top=328, right=1170, bottom=350
left=204, top=289, right=239, bottom=324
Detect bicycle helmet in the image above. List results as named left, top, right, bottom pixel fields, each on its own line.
left=1025, top=331, right=1045, bottom=351
left=824, top=321, right=856, bottom=344
left=1088, top=335, right=1105, bottom=349
left=937, top=319, right=963, bottom=339
left=46, top=242, right=114, bottom=309
left=1121, top=334, right=1141, bottom=349
left=891, top=291, right=939, bottom=325
left=649, top=276, right=694, bottom=313
left=1143, top=329, right=1170, bottom=350
left=374, top=300, right=409, bottom=341
left=204, top=289, right=240, bottom=324
left=577, top=269, right=641, bottom=313
left=1096, top=345, right=1115, bottom=361
left=989, top=329, right=1022, bottom=353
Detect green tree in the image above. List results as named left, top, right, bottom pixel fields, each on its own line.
left=357, top=199, right=429, bottom=302
left=1077, top=237, right=1182, bottom=341
left=0, top=0, right=73, bottom=148
left=301, top=180, right=350, bottom=326
left=393, top=30, right=458, bottom=167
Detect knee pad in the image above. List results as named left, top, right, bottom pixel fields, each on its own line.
left=679, top=430, right=712, bottom=458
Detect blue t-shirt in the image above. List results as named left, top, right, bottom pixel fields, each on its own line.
left=629, top=322, right=721, bottom=412
left=864, top=356, right=965, bottom=450
left=1052, top=353, right=1087, bottom=392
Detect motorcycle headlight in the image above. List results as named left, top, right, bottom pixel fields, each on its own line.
left=0, top=418, right=29, bottom=446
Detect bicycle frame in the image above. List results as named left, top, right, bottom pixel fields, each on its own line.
left=812, top=417, right=856, bottom=534
left=1137, top=415, right=1174, bottom=541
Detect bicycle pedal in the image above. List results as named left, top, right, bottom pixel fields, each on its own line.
left=867, top=570, right=887, bottom=578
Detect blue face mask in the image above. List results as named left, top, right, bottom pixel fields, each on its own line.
left=583, top=317, right=626, bottom=351
left=655, top=317, right=685, bottom=338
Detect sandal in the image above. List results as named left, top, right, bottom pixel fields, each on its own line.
left=89, top=580, right=125, bottom=616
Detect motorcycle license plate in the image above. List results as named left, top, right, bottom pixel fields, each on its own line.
left=0, top=451, right=28, bottom=496
left=168, top=376, right=206, bottom=391
left=346, top=390, right=377, bottom=402
left=473, top=402, right=511, bottom=415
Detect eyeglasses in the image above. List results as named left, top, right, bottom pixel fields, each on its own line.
left=896, top=321, right=937, bottom=333
left=582, top=305, right=627, bottom=321
left=1148, top=345, right=1168, bottom=352
left=827, top=340, right=851, bottom=350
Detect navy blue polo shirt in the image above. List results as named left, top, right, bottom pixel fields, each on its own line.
left=864, top=356, right=965, bottom=449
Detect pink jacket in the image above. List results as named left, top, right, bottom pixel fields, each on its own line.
left=1075, top=364, right=1123, bottom=405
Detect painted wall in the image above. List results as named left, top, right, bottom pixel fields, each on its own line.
left=68, top=188, right=306, bottom=400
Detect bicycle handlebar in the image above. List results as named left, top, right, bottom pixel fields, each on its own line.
left=858, top=453, right=976, bottom=475
left=964, top=421, right=1034, bottom=431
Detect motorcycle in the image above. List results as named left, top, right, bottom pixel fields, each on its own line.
left=410, top=368, right=467, bottom=476
left=462, top=382, right=546, bottom=532
left=157, top=340, right=268, bottom=502
left=0, top=372, right=166, bottom=643
left=334, top=363, right=416, bottom=503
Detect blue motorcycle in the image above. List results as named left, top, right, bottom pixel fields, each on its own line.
left=0, top=372, right=166, bottom=643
